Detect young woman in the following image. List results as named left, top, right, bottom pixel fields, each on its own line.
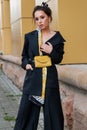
left=14, top=2, right=65, bottom=130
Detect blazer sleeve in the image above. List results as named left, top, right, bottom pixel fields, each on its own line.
left=21, top=34, right=29, bottom=69
left=49, top=31, right=65, bottom=64
left=49, top=42, right=65, bottom=64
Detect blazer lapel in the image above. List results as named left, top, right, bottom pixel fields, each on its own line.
left=30, top=30, right=39, bottom=56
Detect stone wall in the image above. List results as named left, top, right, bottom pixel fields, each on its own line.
left=0, top=55, right=26, bottom=90
left=58, top=65, right=87, bottom=130
left=0, top=55, right=87, bottom=130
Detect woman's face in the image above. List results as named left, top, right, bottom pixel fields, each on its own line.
left=34, top=10, right=51, bottom=30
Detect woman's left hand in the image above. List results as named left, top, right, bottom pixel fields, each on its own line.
left=40, top=42, right=53, bottom=54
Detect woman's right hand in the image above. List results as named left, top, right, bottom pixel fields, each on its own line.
left=26, top=64, right=33, bottom=70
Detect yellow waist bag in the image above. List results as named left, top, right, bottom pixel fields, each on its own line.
left=34, top=55, right=52, bottom=68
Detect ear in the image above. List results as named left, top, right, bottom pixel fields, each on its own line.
left=49, top=17, right=51, bottom=23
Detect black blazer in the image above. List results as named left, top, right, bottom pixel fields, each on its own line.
left=21, top=30, right=65, bottom=95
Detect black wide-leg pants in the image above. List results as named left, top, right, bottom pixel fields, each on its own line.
left=14, top=88, right=64, bottom=130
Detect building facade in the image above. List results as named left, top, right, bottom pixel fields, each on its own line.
left=0, top=0, right=87, bottom=63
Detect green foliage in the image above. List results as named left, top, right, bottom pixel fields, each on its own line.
left=4, top=115, right=16, bottom=121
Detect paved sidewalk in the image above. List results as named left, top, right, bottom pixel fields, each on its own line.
left=0, top=70, right=44, bottom=130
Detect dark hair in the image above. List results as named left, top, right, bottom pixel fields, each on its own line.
left=32, top=2, right=52, bottom=21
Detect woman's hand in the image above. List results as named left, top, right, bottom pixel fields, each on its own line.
left=26, top=64, right=33, bottom=70
left=40, top=42, right=53, bottom=54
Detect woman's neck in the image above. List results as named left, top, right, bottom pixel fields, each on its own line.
left=41, top=28, right=51, bottom=35
left=41, top=28, right=55, bottom=44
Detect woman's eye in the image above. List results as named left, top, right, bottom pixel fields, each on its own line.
left=41, top=16, right=45, bottom=19
left=35, top=18, right=38, bottom=21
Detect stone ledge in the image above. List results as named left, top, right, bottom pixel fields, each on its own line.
left=0, top=55, right=21, bottom=65
left=57, top=64, right=87, bottom=92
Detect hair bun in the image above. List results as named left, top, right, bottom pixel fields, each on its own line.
left=42, top=2, right=48, bottom=7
